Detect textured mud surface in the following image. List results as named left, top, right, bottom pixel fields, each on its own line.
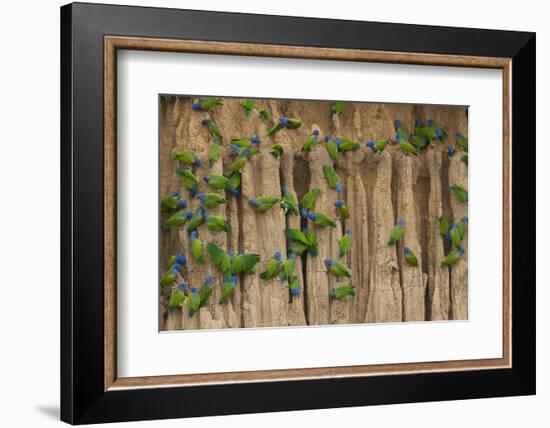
left=159, top=96, right=468, bottom=330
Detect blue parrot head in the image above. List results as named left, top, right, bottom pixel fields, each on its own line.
left=324, top=259, right=333, bottom=267
left=290, top=252, right=297, bottom=260
left=190, top=230, right=198, bottom=240
left=308, top=212, right=317, bottom=221
left=346, top=229, right=352, bottom=235
left=278, top=116, right=289, bottom=127
left=204, top=275, right=213, bottom=286
left=450, top=222, right=456, bottom=230
left=175, top=255, right=187, bottom=265
left=178, top=282, right=187, bottom=291
left=427, top=118, right=434, bottom=126
left=461, top=216, right=469, bottom=223
left=457, top=247, right=465, bottom=255
left=192, top=102, right=201, bottom=110
left=281, top=186, right=288, bottom=194
left=300, top=208, right=308, bottom=218
left=394, top=119, right=402, bottom=128
left=230, top=144, right=240, bottom=154
left=251, top=136, right=261, bottom=145
left=227, top=250, right=234, bottom=257
left=177, top=200, right=188, bottom=209
left=200, top=119, right=209, bottom=126
left=336, top=183, right=343, bottom=193
left=203, top=175, right=210, bottom=182
left=230, top=275, right=237, bottom=284
left=447, top=146, right=455, bottom=156
left=415, top=119, right=423, bottom=127
left=445, top=233, right=451, bottom=243
left=324, top=135, right=331, bottom=142
left=396, top=134, right=402, bottom=142
left=366, top=140, right=375, bottom=150
left=248, top=199, right=258, bottom=207
left=457, top=131, right=464, bottom=139
left=335, top=138, right=341, bottom=146
left=291, top=286, right=300, bottom=296
left=397, top=218, right=404, bottom=227
left=312, top=130, right=319, bottom=136
left=184, top=211, right=193, bottom=219
left=435, top=129, right=443, bottom=138
left=329, top=289, right=336, bottom=298
left=171, top=263, right=182, bottom=271
left=229, top=188, right=240, bottom=196
left=191, top=287, right=198, bottom=294
left=351, top=290, right=357, bottom=297
left=189, top=188, right=197, bottom=197
left=194, top=158, right=202, bottom=167
left=404, top=246, right=411, bottom=255
left=203, top=211, right=209, bottom=220
left=170, top=191, right=180, bottom=198
left=197, top=193, right=206, bottom=201
left=301, top=226, right=308, bottom=233
left=274, top=251, right=282, bottom=261
left=334, top=199, right=345, bottom=208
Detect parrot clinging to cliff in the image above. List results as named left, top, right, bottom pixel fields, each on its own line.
left=398, top=134, right=419, bottom=156
left=166, top=254, right=187, bottom=269
left=160, top=261, right=183, bottom=288
left=248, top=196, right=280, bottom=212
left=204, top=211, right=229, bottom=232
left=266, top=116, right=303, bottom=136
left=302, top=130, right=320, bottom=152
left=280, top=187, right=299, bottom=216
left=457, top=216, right=468, bottom=241
left=197, top=192, right=228, bottom=209
left=308, top=212, right=337, bottom=228
left=171, top=150, right=202, bottom=167
left=337, top=137, right=360, bottom=152
left=334, top=199, right=350, bottom=219
left=366, top=139, right=390, bottom=154
left=187, top=287, right=201, bottom=318
left=338, top=229, right=352, bottom=258
left=403, top=246, right=419, bottom=267
left=300, top=188, right=320, bottom=218
left=160, top=192, right=188, bottom=214
left=164, top=209, right=193, bottom=230
left=240, top=98, right=256, bottom=117
left=440, top=247, right=465, bottom=267
left=388, top=218, right=405, bottom=245
left=207, top=143, right=221, bottom=168
left=324, top=259, right=352, bottom=279
left=259, top=108, right=273, bottom=122
left=460, top=154, right=468, bottom=165
left=200, top=118, right=223, bottom=142
left=289, top=277, right=301, bottom=296
left=450, top=184, right=468, bottom=202
left=446, top=146, right=456, bottom=158
left=219, top=275, right=237, bottom=304
left=231, top=136, right=261, bottom=149
left=329, top=284, right=356, bottom=300
left=285, top=228, right=318, bottom=257
left=324, top=135, right=340, bottom=162
left=394, top=119, right=409, bottom=142
left=436, top=214, right=450, bottom=238
left=203, top=174, right=230, bottom=191
left=186, top=206, right=205, bottom=233
left=199, top=275, right=214, bottom=308
left=175, top=166, right=198, bottom=196
left=192, top=97, right=223, bottom=112
left=189, top=230, right=205, bottom=264
left=322, top=165, right=342, bottom=190
left=280, top=253, right=297, bottom=283
left=270, top=144, right=283, bottom=159
left=456, top=131, right=468, bottom=152
left=168, top=283, right=187, bottom=310
left=449, top=222, right=462, bottom=247
left=260, top=251, right=283, bottom=280
left=330, top=101, right=348, bottom=117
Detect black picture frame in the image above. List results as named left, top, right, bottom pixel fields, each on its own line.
left=61, top=2, right=535, bottom=424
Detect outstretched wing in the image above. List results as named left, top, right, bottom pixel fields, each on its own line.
left=241, top=253, right=261, bottom=273
left=207, top=242, right=231, bottom=273
left=285, top=228, right=309, bottom=246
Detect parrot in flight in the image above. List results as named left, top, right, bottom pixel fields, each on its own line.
left=192, top=97, right=223, bottom=112
left=270, top=144, right=283, bottom=159
left=302, top=130, right=320, bottom=151
left=456, top=132, right=468, bottom=152
left=207, top=243, right=232, bottom=274
left=280, top=187, right=298, bottom=216
left=201, top=118, right=223, bottom=142
left=187, top=287, right=201, bottom=318
left=259, top=108, right=273, bottom=122
left=388, top=218, right=405, bottom=245
left=164, top=209, right=193, bottom=230
left=189, top=230, right=205, bottom=264
left=197, top=192, right=228, bottom=209
left=266, top=116, right=303, bottom=136
left=175, top=166, right=198, bottom=196
left=168, top=283, right=187, bottom=310
left=230, top=252, right=261, bottom=275
left=219, top=275, right=237, bottom=304
left=330, top=101, right=348, bottom=117
left=171, top=150, right=202, bottom=167
left=366, top=139, right=389, bottom=154
left=308, top=212, right=337, bottom=228
left=186, top=206, right=206, bottom=233
left=450, top=184, right=468, bottom=202
left=324, top=135, right=340, bottom=162
left=199, top=275, right=214, bottom=308
left=280, top=253, right=297, bottom=283
left=337, top=137, right=360, bottom=152
left=240, top=99, right=256, bottom=117
left=325, top=259, right=352, bottom=279
left=338, top=230, right=352, bottom=258
left=207, top=143, right=221, bottom=167
left=436, top=214, right=450, bottom=237
left=334, top=199, right=349, bottom=219
left=285, top=228, right=318, bottom=257
left=260, top=251, right=283, bottom=280
left=322, top=165, right=342, bottom=190
left=207, top=243, right=260, bottom=275
left=160, top=192, right=187, bottom=213
left=329, top=284, right=356, bottom=300
left=440, top=247, right=465, bottom=267
left=204, top=211, right=229, bottom=232
left=300, top=188, right=321, bottom=216
left=248, top=196, right=280, bottom=212
left=403, top=246, right=419, bottom=267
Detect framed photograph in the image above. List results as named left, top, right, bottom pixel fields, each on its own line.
left=61, top=2, right=535, bottom=424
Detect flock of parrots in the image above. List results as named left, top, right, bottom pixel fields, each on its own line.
left=160, top=97, right=469, bottom=318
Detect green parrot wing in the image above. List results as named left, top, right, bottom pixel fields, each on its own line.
left=326, top=140, right=340, bottom=161
left=240, top=253, right=261, bottom=273
left=322, top=165, right=341, bottom=189
left=168, top=290, right=185, bottom=310
left=285, top=228, right=309, bottom=245
left=207, top=143, right=221, bottom=167
left=301, top=188, right=320, bottom=210
left=190, top=239, right=205, bottom=263
left=207, top=242, right=231, bottom=273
